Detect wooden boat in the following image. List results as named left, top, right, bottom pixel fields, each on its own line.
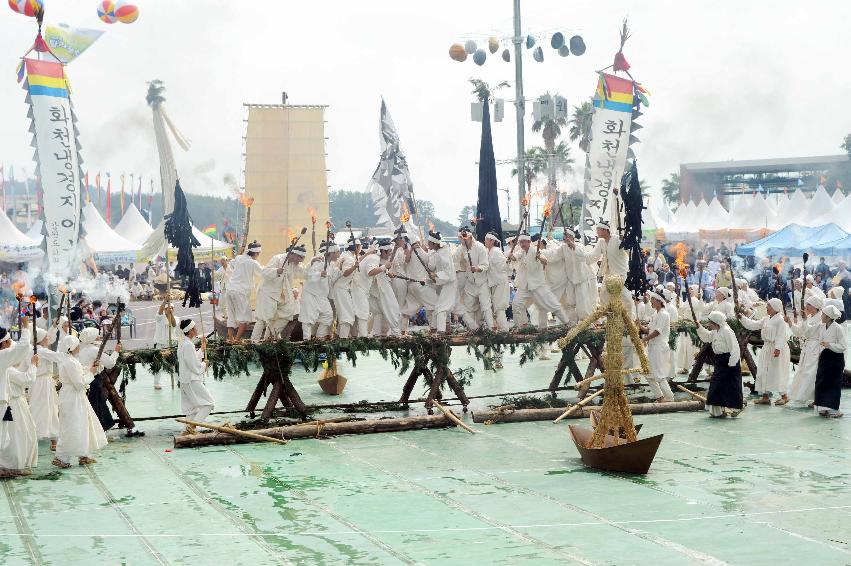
left=568, top=425, right=663, bottom=474
left=318, top=373, right=347, bottom=395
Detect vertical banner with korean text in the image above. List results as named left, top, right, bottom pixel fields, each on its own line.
left=581, top=73, right=634, bottom=244
left=24, top=59, right=82, bottom=275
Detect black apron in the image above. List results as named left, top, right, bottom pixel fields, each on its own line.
left=87, top=373, right=116, bottom=431
left=814, top=349, right=844, bottom=411
left=706, top=352, right=744, bottom=409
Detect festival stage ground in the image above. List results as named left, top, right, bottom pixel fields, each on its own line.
left=1, top=312, right=849, bottom=564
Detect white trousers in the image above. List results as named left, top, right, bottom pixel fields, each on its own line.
left=647, top=377, right=674, bottom=401
left=513, top=286, right=569, bottom=327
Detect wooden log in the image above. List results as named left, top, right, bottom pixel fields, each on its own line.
left=432, top=400, right=475, bottom=434
left=553, top=388, right=605, bottom=423
left=675, top=384, right=707, bottom=403
left=472, top=400, right=704, bottom=424
left=173, top=414, right=455, bottom=448
left=101, top=370, right=134, bottom=430
left=443, top=369, right=470, bottom=408
left=176, top=418, right=288, bottom=444
left=398, top=364, right=422, bottom=404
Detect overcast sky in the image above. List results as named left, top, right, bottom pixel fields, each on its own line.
left=3, top=1, right=850, bottom=223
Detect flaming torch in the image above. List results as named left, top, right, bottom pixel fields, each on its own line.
left=536, top=201, right=553, bottom=260
left=671, top=242, right=688, bottom=307
left=680, top=264, right=698, bottom=324
left=308, top=207, right=318, bottom=256
left=323, top=219, right=334, bottom=270
left=29, top=295, right=38, bottom=354
left=12, top=281, right=25, bottom=339
left=238, top=192, right=255, bottom=254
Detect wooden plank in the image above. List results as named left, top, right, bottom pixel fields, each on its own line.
left=472, top=400, right=704, bottom=424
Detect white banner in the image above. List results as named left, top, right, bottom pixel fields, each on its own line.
left=582, top=73, right=634, bottom=244
left=25, top=59, right=82, bottom=275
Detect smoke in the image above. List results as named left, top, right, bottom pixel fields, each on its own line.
left=223, top=173, right=240, bottom=197
left=84, top=107, right=150, bottom=164
left=18, top=262, right=130, bottom=305
left=189, top=159, right=219, bottom=193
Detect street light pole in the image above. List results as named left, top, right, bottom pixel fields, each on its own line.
left=512, top=0, right=525, bottom=222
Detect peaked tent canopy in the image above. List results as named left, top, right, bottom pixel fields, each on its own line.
left=832, top=189, right=845, bottom=204
left=82, top=202, right=142, bottom=265
left=801, top=186, right=835, bottom=225
left=0, top=212, right=43, bottom=262
left=811, top=194, right=851, bottom=231
left=114, top=203, right=154, bottom=245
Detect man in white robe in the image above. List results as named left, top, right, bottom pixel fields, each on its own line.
left=299, top=245, right=334, bottom=340
left=339, top=239, right=371, bottom=337
left=388, top=229, right=410, bottom=332
left=227, top=241, right=264, bottom=341
left=589, top=221, right=631, bottom=310
left=556, top=231, right=598, bottom=321
left=177, top=318, right=215, bottom=436
left=484, top=231, right=510, bottom=331
left=252, top=244, right=305, bottom=342
left=457, top=226, right=492, bottom=331
left=402, top=239, right=439, bottom=330
left=364, top=240, right=402, bottom=336
left=508, top=233, right=570, bottom=328
left=426, top=231, right=457, bottom=334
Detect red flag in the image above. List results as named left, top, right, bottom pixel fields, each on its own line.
left=838, top=180, right=844, bottom=190
left=106, top=174, right=112, bottom=225
left=84, top=171, right=90, bottom=203
left=96, top=172, right=101, bottom=207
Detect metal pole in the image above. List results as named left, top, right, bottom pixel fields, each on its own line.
left=513, top=0, right=525, bottom=222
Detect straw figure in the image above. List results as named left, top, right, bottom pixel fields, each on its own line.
left=558, top=275, right=650, bottom=447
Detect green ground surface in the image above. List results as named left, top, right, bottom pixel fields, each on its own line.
left=1, top=347, right=849, bottom=565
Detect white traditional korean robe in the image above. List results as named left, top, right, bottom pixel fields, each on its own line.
left=56, top=354, right=107, bottom=463
left=646, top=308, right=674, bottom=401
left=487, top=246, right=510, bottom=331
left=177, top=336, right=215, bottom=423
left=459, top=240, right=492, bottom=330
left=299, top=258, right=333, bottom=339
left=788, top=315, right=824, bottom=403
left=363, top=254, right=401, bottom=336
left=402, top=246, right=439, bottom=321
left=508, top=246, right=569, bottom=328
left=226, top=253, right=263, bottom=327
left=29, top=342, right=63, bottom=440
left=0, top=363, right=37, bottom=471
left=428, top=245, right=457, bottom=332
left=741, top=312, right=791, bottom=395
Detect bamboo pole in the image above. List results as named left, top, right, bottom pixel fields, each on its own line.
left=675, top=384, right=707, bottom=403
left=553, top=388, right=605, bottom=423
left=176, top=418, right=288, bottom=444
left=432, top=400, right=475, bottom=434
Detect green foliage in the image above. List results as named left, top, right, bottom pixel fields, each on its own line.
left=329, top=190, right=455, bottom=233
left=469, top=79, right=510, bottom=102
left=457, top=204, right=477, bottom=227
left=493, top=395, right=570, bottom=410
left=842, top=133, right=851, bottom=155
left=569, top=98, right=594, bottom=153
left=661, top=173, right=681, bottom=206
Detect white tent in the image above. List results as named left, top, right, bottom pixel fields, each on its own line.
left=184, top=226, right=233, bottom=261
left=700, top=198, right=730, bottom=230
left=114, top=203, right=154, bottom=246
left=775, top=190, right=809, bottom=227
left=737, top=194, right=776, bottom=230
left=812, top=195, right=851, bottom=232
left=82, top=202, right=142, bottom=265
left=801, top=186, right=835, bottom=225
left=25, top=220, right=43, bottom=243
left=0, top=212, right=43, bottom=263
left=832, top=189, right=845, bottom=204
left=668, top=201, right=697, bottom=233
left=725, top=194, right=755, bottom=228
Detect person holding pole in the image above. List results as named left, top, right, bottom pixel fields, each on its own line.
left=177, top=318, right=215, bottom=436
left=226, top=241, right=264, bottom=342
left=696, top=311, right=744, bottom=418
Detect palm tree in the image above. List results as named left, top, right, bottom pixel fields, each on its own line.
left=510, top=147, right=547, bottom=206
left=661, top=172, right=680, bottom=206
left=569, top=98, right=594, bottom=153
left=532, top=92, right=568, bottom=199
left=469, top=78, right=510, bottom=103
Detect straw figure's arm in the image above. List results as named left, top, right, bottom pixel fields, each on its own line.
left=557, top=305, right=607, bottom=349
left=621, top=310, right=651, bottom=375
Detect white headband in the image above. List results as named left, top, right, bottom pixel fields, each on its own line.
left=648, top=291, right=666, bottom=303
left=517, top=234, right=531, bottom=242
left=290, top=248, right=307, bottom=257
left=182, top=320, right=196, bottom=334
left=485, top=233, right=500, bottom=242
left=379, top=244, right=394, bottom=251
left=427, top=234, right=443, bottom=245
left=248, top=247, right=261, bottom=253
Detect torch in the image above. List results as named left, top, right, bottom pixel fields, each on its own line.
left=800, top=252, right=809, bottom=317
left=323, top=219, right=334, bottom=270
left=285, top=226, right=308, bottom=256
left=696, top=260, right=706, bottom=301
left=535, top=201, right=553, bottom=261
left=681, top=265, right=698, bottom=324
left=772, top=265, right=789, bottom=318
left=308, top=207, right=318, bottom=256
left=29, top=295, right=37, bottom=354
left=727, top=256, right=742, bottom=320
left=14, top=288, right=23, bottom=340
left=344, top=220, right=361, bottom=267
left=508, top=193, right=532, bottom=260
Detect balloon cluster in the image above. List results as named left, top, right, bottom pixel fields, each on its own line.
left=97, top=0, right=139, bottom=24
left=449, top=33, right=585, bottom=66
left=7, top=0, right=43, bottom=17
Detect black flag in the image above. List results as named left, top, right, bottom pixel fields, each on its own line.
left=163, top=180, right=202, bottom=307
left=474, top=100, right=503, bottom=244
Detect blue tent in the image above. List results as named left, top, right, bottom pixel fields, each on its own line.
left=737, top=223, right=849, bottom=256
left=813, top=233, right=851, bottom=256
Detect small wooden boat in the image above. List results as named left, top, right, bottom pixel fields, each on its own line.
left=318, top=373, right=348, bottom=395
left=568, top=425, right=663, bottom=474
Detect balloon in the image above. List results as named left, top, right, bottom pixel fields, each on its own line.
left=533, top=46, right=544, bottom=62
left=97, top=0, right=117, bottom=23
left=501, top=48, right=510, bottom=62
left=569, top=35, right=586, bottom=56
left=525, top=35, right=535, bottom=49
left=558, top=45, right=570, bottom=57
left=472, top=49, right=487, bottom=66
left=448, top=43, right=467, bottom=62
left=115, top=2, right=138, bottom=23
left=464, top=40, right=477, bottom=55
left=488, top=36, right=499, bottom=54
left=10, top=0, right=42, bottom=17
left=550, top=32, right=564, bottom=49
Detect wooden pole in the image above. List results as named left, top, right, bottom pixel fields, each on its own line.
left=473, top=400, right=704, bottom=424
left=174, top=414, right=455, bottom=448
left=675, top=384, right=707, bottom=403
left=176, top=417, right=288, bottom=444
left=553, top=388, right=605, bottom=423
left=432, top=400, right=475, bottom=434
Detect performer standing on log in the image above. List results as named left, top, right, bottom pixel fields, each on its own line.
left=53, top=335, right=107, bottom=469
left=696, top=311, right=744, bottom=418
left=425, top=231, right=457, bottom=334
left=484, top=231, right=510, bottom=331
left=457, top=226, right=492, bottom=331
left=299, top=244, right=334, bottom=340
left=340, top=237, right=371, bottom=337
left=507, top=232, right=570, bottom=328
left=253, top=243, right=304, bottom=342
left=814, top=304, right=845, bottom=418
left=740, top=298, right=791, bottom=406
left=362, top=239, right=402, bottom=336
left=177, top=318, right=215, bottom=436
left=227, top=241, right=264, bottom=342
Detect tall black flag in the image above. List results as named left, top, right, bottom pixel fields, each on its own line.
left=475, top=100, right=502, bottom=244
